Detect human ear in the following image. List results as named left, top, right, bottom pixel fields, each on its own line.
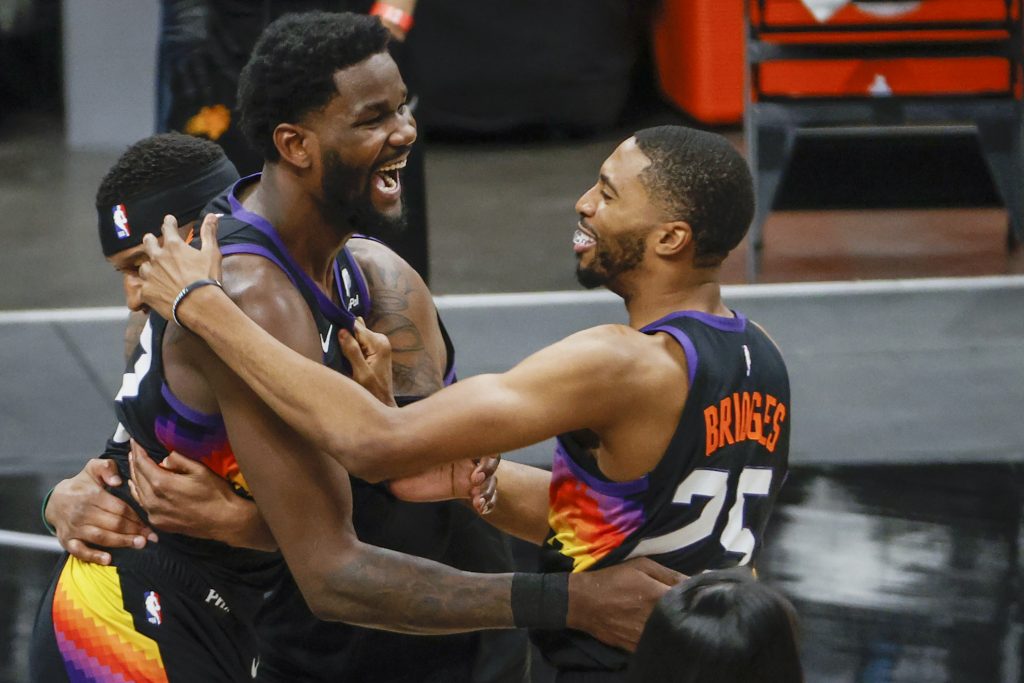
left=654, top=221, right=692, bottom=256
left=273, top=123, right=315, bottom=169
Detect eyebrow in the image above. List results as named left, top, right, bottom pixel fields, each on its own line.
left=600, top=173, right=619, bottom=197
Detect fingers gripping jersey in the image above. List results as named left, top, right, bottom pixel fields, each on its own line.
left=537, top=310, right=791, bottom=672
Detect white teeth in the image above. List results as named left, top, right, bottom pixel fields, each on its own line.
left=378, top=158, right=408, bottom=173
left=573, top=229, right=596, bottom=248
left=381, top=173, right=398, bottom=190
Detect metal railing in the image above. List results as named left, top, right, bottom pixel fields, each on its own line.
left=0, top=529, right=62, bottom=553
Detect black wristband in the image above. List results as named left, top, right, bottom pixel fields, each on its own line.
left=511, top=572, right=569, bottom=630
left=41, top=486, right=57, bottom=536
left=172, top=278, right=223, bottom=330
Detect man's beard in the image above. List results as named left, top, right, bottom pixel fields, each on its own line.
left=321, top=150, right=407, bottom=237
left=575, top=230, right=647, bottom=290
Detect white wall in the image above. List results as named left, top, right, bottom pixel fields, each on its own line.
left=63, top=0, right=159, bottom=149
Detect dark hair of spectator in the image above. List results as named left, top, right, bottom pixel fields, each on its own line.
left=627, top=568, right=803, bottom=683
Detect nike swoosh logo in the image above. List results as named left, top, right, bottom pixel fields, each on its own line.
left=320, top=325, right=333, bottom=354
left=251, top=656, right=260, bottom=678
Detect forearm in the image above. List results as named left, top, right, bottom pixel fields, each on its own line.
left=301, top=541, right=514, bottom=633
left=216, top=496, right=277, bottom=552
left=483, top=460, right=552, bottom=545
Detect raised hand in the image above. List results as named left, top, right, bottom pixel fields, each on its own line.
left=338, top=317, right=395, bottom=406
left=45, top=458, right=156, bottom=565
left=138, top=212, right=222, bottom=322
left=568, top=558, right=686, bottom=652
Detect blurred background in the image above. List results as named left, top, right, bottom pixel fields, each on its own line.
left=1, top=1, right=1023, bottom=681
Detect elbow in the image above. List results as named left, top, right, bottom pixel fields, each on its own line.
left=307, top=589, right=345, bottom=623
left=328, top=411, right=409, bottom=483
left=297, top=558, right=363, bottom=623
left=342, top=448, right=396, bottom=484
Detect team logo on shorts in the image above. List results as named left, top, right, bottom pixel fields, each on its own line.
left=112, top=204, right=131, bottom=240
left=144, top=590, right=163, bottom=625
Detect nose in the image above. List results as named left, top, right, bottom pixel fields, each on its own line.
left=575, top=184, right=598, bottom=217
left=389, top=105, right=417, bottom=148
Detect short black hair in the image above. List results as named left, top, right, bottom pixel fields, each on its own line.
left=633, top=126, right=755, bottom=268
left=95, top=132, right=226, bottom=209
left=628, top=569, right=803, bottom=683
left=237, top=11, right=391, bottom=162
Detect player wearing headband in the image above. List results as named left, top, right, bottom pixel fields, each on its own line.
left=28, top=133, right=261, bottom=683
left=32, top=132, right=523, bottom=681
left=31, top=13, right=669, bottom=682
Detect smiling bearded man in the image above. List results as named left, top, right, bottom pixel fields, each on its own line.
left=28, top=10, right=679, bottom=683
left=134, top=124, right=792, bottom=682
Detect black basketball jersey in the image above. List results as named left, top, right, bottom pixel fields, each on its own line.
left=194, top=177, right=524, bottom=681
left=535, top=309, right=791, bottom=672
left=104, top=174, right=372, bottom=623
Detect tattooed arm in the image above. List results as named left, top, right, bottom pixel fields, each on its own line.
left=347, top=237, right=445, bottom=397
left=348, top=238, right=493, bottom=500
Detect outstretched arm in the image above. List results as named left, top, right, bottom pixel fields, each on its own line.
left=143, top=218, right=682, bottom=647
left=139, top=217, right=645, bottom=483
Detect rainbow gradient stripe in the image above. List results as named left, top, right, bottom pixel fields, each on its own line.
left=155, top=384, right=249, bottom=493
left=546, top=444, right=647, bottom=572
left=52, top=557, right=168, bottom=683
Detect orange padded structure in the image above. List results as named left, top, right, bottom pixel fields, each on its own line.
left=651, top=1, right=1019, bottom=124
left=651, top=2, right=746, bottom=125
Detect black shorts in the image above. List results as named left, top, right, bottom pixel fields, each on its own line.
left=30, top=552, right=260, bottom=683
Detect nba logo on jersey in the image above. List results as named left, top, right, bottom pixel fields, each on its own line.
left=112, top=204, right=131, bottom=240
left=341, top=267, right=359, bottom=310
left=144, top=591, right=163, bottom=625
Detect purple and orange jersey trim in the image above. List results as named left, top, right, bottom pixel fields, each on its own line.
left=155, top=384, right=249, bottom=493
left=52, top=557, right=168, bottom=683
left=546, top=443, right=647, bottom=572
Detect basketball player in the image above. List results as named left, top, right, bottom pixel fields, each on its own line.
left=139, top=125, right=792, bottom=681
left=36, top=132, right=526, bottom=681
left=34, top=13, right=679, bottom=683
left=39, top=133, right=242, bottom=569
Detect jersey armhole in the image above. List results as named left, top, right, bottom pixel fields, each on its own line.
left=645, top=325, right=698, bottom=387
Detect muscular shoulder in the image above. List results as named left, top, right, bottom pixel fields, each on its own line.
left=347, top=237, right=445, bottom=395
left=556, top=324, right=688, bottom=391
left=346, top=236, right=401, bottom=266
left=346, top=237, right=426, bottom=295
left=219, top=254, right=320, bottom=360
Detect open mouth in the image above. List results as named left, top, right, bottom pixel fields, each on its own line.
left=374, top=157, right=408, bottom=194
left=573, top=223, right=597, bottom=253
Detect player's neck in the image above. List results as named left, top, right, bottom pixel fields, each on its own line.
left=624, top=271, right=729, bottom=329
left=250, top=166, right=350, bottom=291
